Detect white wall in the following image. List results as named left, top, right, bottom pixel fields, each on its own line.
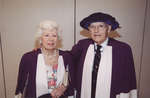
left=1, top=0, right=74, bottom=98
left=139, top=0, right=150, bottom=97
left=76, top=0, right=146, bottom=90
left=0, top=45, right=5, bottom=98
left=0, top=0, right=5, bottom=97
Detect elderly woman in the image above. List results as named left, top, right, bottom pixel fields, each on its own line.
left=15, top=20, right=74, bottom=98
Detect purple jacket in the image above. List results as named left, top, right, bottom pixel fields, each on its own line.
left=15, top=49, right=75, bottom=98
left=70, top=38, right=136, bottom=98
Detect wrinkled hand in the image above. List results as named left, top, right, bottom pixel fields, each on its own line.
left=51, top=84, right=67, bottom=98
left=14, top=93, right=22, bottom=98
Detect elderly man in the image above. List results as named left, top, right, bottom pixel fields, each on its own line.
left=70, top=12, right=137, bottom=98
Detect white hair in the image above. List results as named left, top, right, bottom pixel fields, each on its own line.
left=35, top=20, right=62, bottom=38
left=34, top=20, right=62, bottom=48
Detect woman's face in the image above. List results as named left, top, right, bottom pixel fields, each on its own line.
left=41, top=29, right=58, bottom=50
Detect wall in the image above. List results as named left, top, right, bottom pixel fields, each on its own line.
left=0, top=0, right=6, bottom=97
left=1, top=0, right=74, bottom=98
left=0, top=41, right=5, bottom=98
left=76, top=0, right=146, bottom=90
left=139, top=0, right=150, bottom=97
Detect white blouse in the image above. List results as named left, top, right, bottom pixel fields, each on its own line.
left=36, top=53, right=65, bottom=97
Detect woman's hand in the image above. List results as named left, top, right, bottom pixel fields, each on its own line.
left=51, top=84, right=67, bottom=98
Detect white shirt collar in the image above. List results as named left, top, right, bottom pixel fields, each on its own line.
left=94, top=38, right=109, bottom=47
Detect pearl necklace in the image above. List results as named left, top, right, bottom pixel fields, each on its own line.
left=41, top=48, right=59, bottom=66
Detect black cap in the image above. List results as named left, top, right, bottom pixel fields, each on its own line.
left=80, top=12, right=120, bottom=31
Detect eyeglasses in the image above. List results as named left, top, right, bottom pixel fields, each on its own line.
left=88, top=24, right=107, bottom=31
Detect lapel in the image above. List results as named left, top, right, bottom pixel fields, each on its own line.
left=31, top=49, right=41, bottom=80
left=108, top=38, right=124, bottom=97
left=30, top=49, right=41, bottom=97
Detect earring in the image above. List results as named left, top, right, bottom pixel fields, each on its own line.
left=39, top=40, right=42, bottom=44
left=39, top=39, right=43, bottom=47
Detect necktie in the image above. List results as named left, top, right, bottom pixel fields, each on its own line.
left=91, top=45, right=102, bottom=98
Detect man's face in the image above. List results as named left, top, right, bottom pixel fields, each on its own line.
left=88, top=22, right=111, bottom=44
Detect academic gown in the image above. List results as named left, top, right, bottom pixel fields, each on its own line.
left=15, top=49, right=75, bottom=98
left=70, top=38, right=137, bottom=98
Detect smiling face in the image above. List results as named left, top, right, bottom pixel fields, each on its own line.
left=41, top=29, right=58, bottom=51
left=88, top=22, right=111, bottom=44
